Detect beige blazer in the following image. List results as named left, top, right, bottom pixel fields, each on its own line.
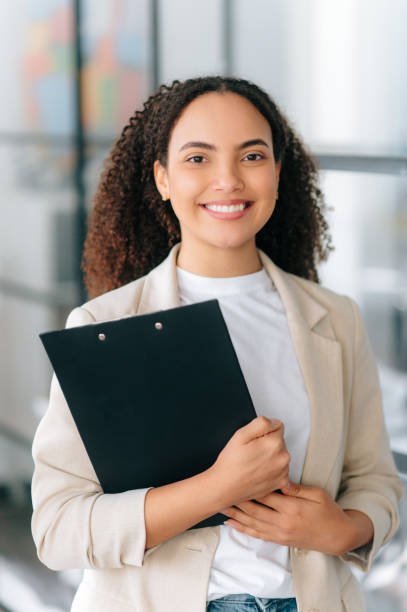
left=31, top=242, right=403, bottom=612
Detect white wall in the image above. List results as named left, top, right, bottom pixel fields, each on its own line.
left=159, top=0, right=224, bottom=83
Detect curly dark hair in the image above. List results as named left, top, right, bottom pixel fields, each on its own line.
left=82, top=75, right=333, bottom=298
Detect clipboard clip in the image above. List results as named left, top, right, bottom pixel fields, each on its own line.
left=97, top=322, right=163, bottom=341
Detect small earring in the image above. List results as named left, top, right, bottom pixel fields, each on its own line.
left=162, top=196, right=170, bottom=203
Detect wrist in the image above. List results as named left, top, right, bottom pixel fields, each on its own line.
left=204, top=465, right=236, bottom=510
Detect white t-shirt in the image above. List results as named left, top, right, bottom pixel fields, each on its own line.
left=176, top=264, right=311, bottom=601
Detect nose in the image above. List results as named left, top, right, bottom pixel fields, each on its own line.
left=212, top=162, right=244, bottom=192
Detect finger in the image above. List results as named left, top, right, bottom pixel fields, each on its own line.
left=224, top=519, right=264, bottom=540
left=224, top=502, right=279, bottom=529
left=236, top=416, right=283, bottom=444
left=254, top=492, right=293, bottom=511
left=281, top=481, right=302, bottom=496
left=236, top=500, right=279, bottom=521
left=280, top=481, right=324, bottom=502
left=224, top=516, right=288, bottom=544
left=220, top=503, right=249, bottom=518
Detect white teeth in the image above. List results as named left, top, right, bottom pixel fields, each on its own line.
left=205, top=203, right=247, bottom=212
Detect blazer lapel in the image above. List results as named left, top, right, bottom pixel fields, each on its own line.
left=290, top=322, right=344, bottom=489
left=257, top=249, right=345, bottom=489
left=137, top=244, right=182, bottom=315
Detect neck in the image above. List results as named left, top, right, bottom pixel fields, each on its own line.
left=176, top=239, right=262, bottom=278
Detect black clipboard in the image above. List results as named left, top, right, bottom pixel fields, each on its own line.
left=39, top=299, right=257, bottom=529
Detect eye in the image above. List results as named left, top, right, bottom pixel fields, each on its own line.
left=186, top=155, right=206, bottom=164
left=243, top=152, right=265, bottom=161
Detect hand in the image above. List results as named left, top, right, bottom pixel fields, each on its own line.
left=209, top=416, right=290, bottom=506
left=220, top=481, right=374, bottom=556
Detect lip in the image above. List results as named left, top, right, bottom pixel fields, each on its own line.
left=200, top=199, right=251, bottom=206
left=199, top=200, right=253, bottom=220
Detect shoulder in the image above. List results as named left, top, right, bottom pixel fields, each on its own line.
left=257, top=248, right=356, bottom=329
left=64, top=244, right=181, bottom=329
left=65, top=274, right=149, bottom=328
left=291, top=272, right=354, bottom=311
left=278, top=269, right=367, bottom=350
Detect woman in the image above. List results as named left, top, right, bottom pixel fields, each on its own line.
left=31, top=76, right=403, bottom=612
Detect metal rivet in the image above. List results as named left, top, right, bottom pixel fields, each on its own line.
left=154, top=322, right=163, bottom=330
left=98, top=333, right=106, bottom=341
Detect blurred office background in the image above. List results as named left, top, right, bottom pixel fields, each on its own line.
left=0, top=0, right=406, bottom=610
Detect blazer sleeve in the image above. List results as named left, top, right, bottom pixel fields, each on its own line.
left=31, top=306, right=153, bottom=571
left=336, top=297, right=404, bottom=571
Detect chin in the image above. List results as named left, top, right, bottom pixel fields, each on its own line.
left=203, top=235, right=255, bottom=251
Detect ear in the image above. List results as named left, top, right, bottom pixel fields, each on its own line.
left=153, top=159, right=170, bottom=200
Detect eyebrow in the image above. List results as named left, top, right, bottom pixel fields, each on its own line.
left=178, top=138, right=270, bottom=152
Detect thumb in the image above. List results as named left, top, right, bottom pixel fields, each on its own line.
left=236, top=416, right=283, bottom=444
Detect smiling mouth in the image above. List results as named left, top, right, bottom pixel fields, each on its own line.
left=199, top=201, right=253, bottom=213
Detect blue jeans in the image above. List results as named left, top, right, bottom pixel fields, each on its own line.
left=206, top=594, right=297, bottom=611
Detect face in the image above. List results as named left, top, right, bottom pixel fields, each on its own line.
left=154, top=91, right=281, bottom=254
